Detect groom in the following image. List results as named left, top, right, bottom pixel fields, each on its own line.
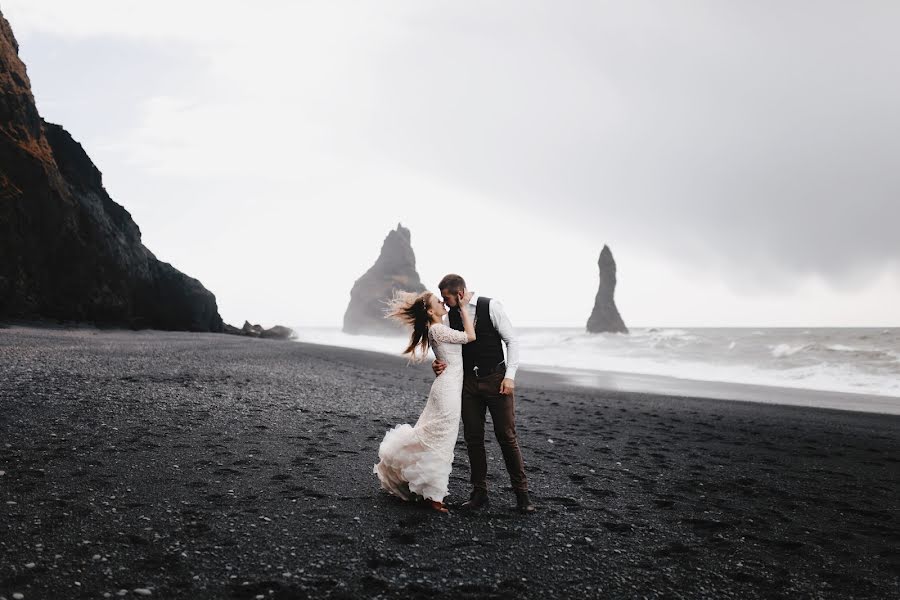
left=434, top=274, right=535, bottom=513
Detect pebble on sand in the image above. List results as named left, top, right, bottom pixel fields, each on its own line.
left=133, top=589, right=152, bottom=596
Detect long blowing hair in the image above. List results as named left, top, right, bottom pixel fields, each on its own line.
left=385, top=290, right=435, bottom=362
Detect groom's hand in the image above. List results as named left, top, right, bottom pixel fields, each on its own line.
left=500, top=378, right=515, bottom=395
left=432, top=359, right=447, bottom=377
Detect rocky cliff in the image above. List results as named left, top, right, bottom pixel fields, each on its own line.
left=586, top=245, right=628, bottom=334
left=343, top=224, right=426, bottom=335
left=0, top=10, right=223, bottom=331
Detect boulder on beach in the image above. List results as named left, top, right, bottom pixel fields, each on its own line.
left=0, top=9, right=223, bottom=332
left=260, top=325, right=296, bottom=340
left=342, top=223, right=426, bottom=335
left=586, top=245, right=628, bottom=334
left=223, top=321, right=296, bottom=340
left=242, top=321, right=265, bottom=337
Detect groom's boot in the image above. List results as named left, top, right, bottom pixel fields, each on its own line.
left=515, top=490, right=536, bottom=514
left=461, top=488, right=489, bottom=511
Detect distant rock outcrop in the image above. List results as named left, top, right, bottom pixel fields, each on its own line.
left=0, top=10, right=223, bottom=331
left=223, top=321, right=296, bottom=340
left=343, top=223, right=426, bottom=335
left=586, top=245, right=628, bottom=334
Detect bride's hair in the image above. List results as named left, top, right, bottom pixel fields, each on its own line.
left=385, top=290, right=434, bottom=362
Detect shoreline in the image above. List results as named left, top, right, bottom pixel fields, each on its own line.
left=285, top=339, right=900, bottom=417
left=523, top=363, right=900, bottom=416
left=3, top=321, right=899, bottom=416
left=288, top=325, right=900, bottom=415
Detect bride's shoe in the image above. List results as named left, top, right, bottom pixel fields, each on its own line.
left=428, top=500, right=449, bottom=514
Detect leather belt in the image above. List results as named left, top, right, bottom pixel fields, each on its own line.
left=472, top=360, right=506, bottom=378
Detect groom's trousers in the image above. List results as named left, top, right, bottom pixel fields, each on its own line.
left=461, top=371, right=528, bottom=493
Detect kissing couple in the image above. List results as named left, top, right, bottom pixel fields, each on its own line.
left=373, top=274, right=536, bottom=514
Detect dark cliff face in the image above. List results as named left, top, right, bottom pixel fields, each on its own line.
left=0, top=10, right=223, bottom=331
left=586, top=245, right=628, bottom=334
left=342, top=224, right=426, bottom=336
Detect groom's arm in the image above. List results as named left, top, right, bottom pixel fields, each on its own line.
left=489, top=300, right=519, bottom=391
left=431, top=359, right=447, bottom=376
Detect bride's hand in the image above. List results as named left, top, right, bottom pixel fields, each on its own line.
left=459, top=290, right=474, bottom=306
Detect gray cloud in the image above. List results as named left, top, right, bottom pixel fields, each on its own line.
left=361, top=1, right=900, bottom=287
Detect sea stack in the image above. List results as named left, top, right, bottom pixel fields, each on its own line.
left=586, top=245, right=628, bottom=334
left=0, top=10, right=223, bottom=331
left=342, top=224, right=426, bottom=335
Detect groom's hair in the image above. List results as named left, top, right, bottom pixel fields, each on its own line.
left=438, top=274, right=466, bottom=294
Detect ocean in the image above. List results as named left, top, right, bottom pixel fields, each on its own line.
left=293, top=327, right=900, bottom=414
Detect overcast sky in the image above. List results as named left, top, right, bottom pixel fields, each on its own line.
left=4, top=1, right=899, bottom=327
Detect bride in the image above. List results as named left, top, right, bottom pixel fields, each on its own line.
left=373, top=289, right=475, bottom=513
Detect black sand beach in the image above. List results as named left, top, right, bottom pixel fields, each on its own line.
left=1, top=326, right=898, bottom=599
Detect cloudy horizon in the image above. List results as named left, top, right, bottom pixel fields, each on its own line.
left=4, top=1, right=899, bottom=328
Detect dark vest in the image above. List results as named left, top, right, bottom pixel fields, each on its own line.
left=448, top=296, right=505, bottom=374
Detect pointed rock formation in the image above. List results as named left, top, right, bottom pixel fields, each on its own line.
left=0, top=10, right=223, bottom=331
left=343, top=224, right=426, bottom=335
left=586, top=245, right=628, bottom=334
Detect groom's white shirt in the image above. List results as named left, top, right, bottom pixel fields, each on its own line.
left=460, top=294, right=520, bottom=381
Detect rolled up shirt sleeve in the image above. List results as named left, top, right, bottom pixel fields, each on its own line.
left=489, top=299, right=520, bottom=380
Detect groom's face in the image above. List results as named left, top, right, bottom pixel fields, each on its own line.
left=440, top=288, right=463, bottom=308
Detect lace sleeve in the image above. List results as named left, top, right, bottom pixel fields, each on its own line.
left=430, top=324, right=470, bottom=345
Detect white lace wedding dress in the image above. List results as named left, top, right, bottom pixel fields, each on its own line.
left=373, top=323, right=469, bottom=503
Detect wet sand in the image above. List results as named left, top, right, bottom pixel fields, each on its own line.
left=539, top=365, right=900, bottom=415
left=1, top=326, right=898, bottom=599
